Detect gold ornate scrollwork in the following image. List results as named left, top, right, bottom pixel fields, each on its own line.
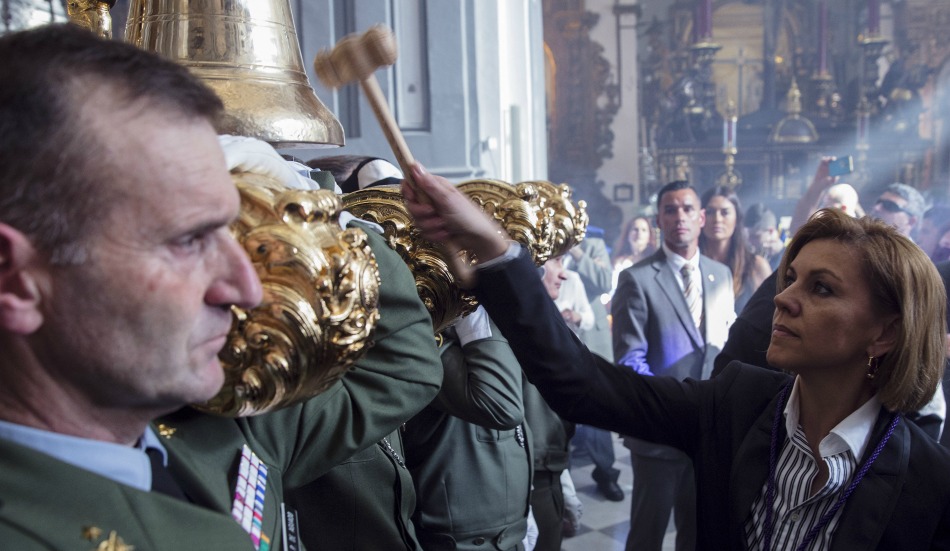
left=343, top=179, right=588, bottom=332
left=528, top=180, right=589, bottom=260
left=341, top=186, right=474, bottom=333
left=197, top=173, right=381, bottom=417
left=458, top=179, right=588, bottom=265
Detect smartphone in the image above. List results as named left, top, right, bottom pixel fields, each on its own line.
left=827, top=156, right=854, bottom=177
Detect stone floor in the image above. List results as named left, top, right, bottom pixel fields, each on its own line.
left=560, top=431, right=676, bottom=551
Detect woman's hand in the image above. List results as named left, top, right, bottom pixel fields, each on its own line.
left=402, top=163, right=511, bottom=286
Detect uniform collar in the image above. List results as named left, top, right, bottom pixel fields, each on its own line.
left=0, top=419, right=166, bottom=491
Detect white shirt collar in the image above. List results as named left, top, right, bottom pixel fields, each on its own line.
left=662, top=241, right=701, bottom=293
left=0, top=419, right=167, bottom=491
left=783, top=377, right=882, bottom=460
left=661, top=241, right=700, bottom=271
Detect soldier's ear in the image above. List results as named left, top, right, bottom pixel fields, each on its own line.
left=0, top=223, right=46, bottom=335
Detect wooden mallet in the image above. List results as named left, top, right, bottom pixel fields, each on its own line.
left=314, top=25, right=425, bottom=200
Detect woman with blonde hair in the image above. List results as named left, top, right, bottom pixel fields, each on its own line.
left=402, top=163, right=950, bottom=551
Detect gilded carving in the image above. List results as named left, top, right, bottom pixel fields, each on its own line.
left=343, top=179, right=587, bottom=332
left=341, top=186, right=471, bottom=333
left=66, top=0, right=113, bottom=38
left=197, top=173, right=380, bottom=417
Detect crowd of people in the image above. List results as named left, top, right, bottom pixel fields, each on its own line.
left=2, top=23, right=949, bottom=551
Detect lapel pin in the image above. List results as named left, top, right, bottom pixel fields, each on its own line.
left=82, top=526, right=103, bottom=542
left=156, top=424, right=177, bottom=439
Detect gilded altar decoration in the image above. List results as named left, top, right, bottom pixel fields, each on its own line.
left=197, top=173, right=380, bottom=417
left=342, top=179, right=587, bottom=332
left=456, top=179, right=588, bottom=265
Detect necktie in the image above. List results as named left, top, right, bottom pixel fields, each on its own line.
left=146, top=447, right=190, bottom=502
left=680, top=264, right=702, bottom=330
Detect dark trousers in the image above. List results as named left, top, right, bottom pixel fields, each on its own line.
left=625, top=445, right=696, bottom=551
left=530, top=470, right=564, bottom=551
left=571, top=424, right=620, bottom=483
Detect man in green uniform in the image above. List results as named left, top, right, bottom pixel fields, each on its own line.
left=286, top=157, right=427, bottom=551
left=403, top=306, right=532, bottom=551
left=0, top=24, right=441, bottom=550
left=525, top=258, right=575, bottom=551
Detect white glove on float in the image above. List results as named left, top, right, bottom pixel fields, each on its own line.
left=218, top=134, right=324, bottom=191
left=218, top=134, right=380, bottom=233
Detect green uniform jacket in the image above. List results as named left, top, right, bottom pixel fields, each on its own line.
left=404, top=319, right=531, bottom=551
left=285, top=428, right=420, bottom=551
left=0, top=228, right=443, bottom=551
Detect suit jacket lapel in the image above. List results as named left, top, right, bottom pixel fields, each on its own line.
left=830, top=410, right=908, bottom=549
left=0, top=436, right=255, bottom=549
left=652, top=251, right=703, bottom=348
left=729, top=400, right=908, bottom=550
left=729, top=392, right=780, bottom=545
left=155, top=410, right=285, bottom=550
left=154, top=414, right=237, bottom=514
left=698, top=256, right=715, bottom=338
left=697, top=256, right=721, bottom=378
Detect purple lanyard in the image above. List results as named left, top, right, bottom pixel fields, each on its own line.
left=760, top=382, right=900, bottom=551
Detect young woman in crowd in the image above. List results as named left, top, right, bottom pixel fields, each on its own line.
left=611, top=215, right=656, bottom=271
left=608, top=216, right=657, bottom=303
left=700, top=185, right=772, bottom=312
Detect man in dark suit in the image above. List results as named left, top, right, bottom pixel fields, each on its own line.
left=611, top=181, right=734, bottom=551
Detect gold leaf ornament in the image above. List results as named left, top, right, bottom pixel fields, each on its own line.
left=197, top=173, right=380, bottom=416
left=343, top=179, right=587, bottom=332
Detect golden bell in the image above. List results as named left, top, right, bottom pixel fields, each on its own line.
left=125, top=0, right=344, bottom=148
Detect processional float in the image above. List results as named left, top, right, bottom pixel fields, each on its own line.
left=22, top=0, right=587, bottom=415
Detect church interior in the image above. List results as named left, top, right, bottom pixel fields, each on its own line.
left=3, top=1, right=949, bottom=550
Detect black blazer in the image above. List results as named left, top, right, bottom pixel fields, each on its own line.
left=475, top=251, right=950, bottom=550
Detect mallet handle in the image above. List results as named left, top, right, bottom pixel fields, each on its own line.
left=359, top=75, right=421, bottom=192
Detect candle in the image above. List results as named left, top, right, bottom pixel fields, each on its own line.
left=818, top=1, right=828, bottom=74
left=693, top=2, right=701, bottom=43
left=723, top=101, right=737, bottom=151
left=703, top=0, right=713, bottom=39
left=856, top=100, right=870, bottom=146
left=868, top=0, right=880, bottom=35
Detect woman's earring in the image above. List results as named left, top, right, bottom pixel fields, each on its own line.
left=866, top=355, right=879, bottom=380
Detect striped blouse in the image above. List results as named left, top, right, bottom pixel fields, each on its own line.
left=744, top=378, right=881, bottom=550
